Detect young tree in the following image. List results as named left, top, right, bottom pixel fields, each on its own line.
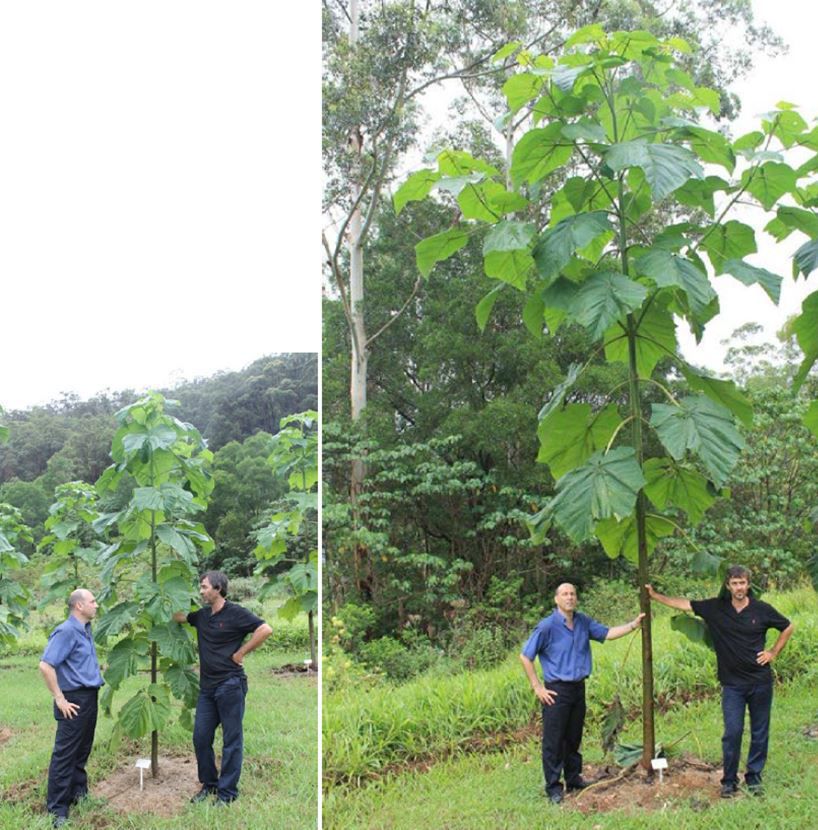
left=0, top=503, right=32, bottom=644
left=94, top=392, right=214, bottom=775
left=401, top=26, right=803, bottom=765
left=254, top=411, right=318, bottom=665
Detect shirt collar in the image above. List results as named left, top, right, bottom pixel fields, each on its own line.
left=66, top=614, right=91, bottom=634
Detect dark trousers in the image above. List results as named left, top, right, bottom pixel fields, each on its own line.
left=192, top=674, right=248, bottom=801
left=47, top=687, right=99, bottom=819
left=541, top=680, right=586, bottom=796
left=721, top=682, right=773, bottom=786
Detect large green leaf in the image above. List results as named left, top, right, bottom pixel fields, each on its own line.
left=502, top=72, right=544, bottom=113
left=164, top=664, right=199, bottom=708
left=803, top=400, right=818, bottom=439
left=511, top=123, right=574, bottom=186
left=156, top=524, right=196, bottom=560
left=483, top=222, right=536, bottom=289
left=566, top=271, right=647, bottom=340
left=642, top=457, right=715, bottom=525
left=680, top=367, right=753, bottom=427
left=764, top=206, right=818, bottom=242
left=604, top=140, right=703, bottom=201
left=791, top=290, right=818, bottom=389
left=533, top=211, right=613, bottom=283
left=458, top=180, right=528, bottom=221
left=94, top=601, right=140, bottom=643
left=720, top=259, right=782, bottom=304
left=701, top=221, right=757, bottom=274
left=148, top=623, right=196, bottom=664
left=794, top=238, right=818, bottom=280
left=595, top=512, right=676, bottom=561
left=475, top=285, right=504, bottom=332
left=537, top=404, right=621, bottom=479
left=105, top=636, right=149, bottom=690
left=393, top=169, right=440, bottom=215
left=549, top=447, right=646, bottom=543
left=604, top=303, right=677, bottom=379
left=742, top=162, right=797, bottom=210
left=415, top=229, right=470, bottom=278
left=538, top=364, right=582, bottom=422
left=634, top=250, right=715, bottom=317
left=131, top=487, right=165, bottom=512
left=650, top=396, right=745, bottom=487
left=118, top=684, right=172, bottom=739
left=670, top=614, right=713, bottom=649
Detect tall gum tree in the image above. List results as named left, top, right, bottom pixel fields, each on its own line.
left=400, top=25, right=806, bottom=767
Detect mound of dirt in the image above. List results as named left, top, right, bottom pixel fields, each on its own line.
left=569, top=757, right=723, bottom=815
left=272, top=663, right=317, bottom=677
left=0, top=727, right=12, bottom=745
left=93, top=754, right=201, bottom=817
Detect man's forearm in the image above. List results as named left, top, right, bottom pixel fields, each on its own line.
left=39, top=661, right=63, bottom=700
left=770, top=623, right=795, bottom=657
left=606, top=620, right=638, bottom=641
left=237, top=624, right=273, bottom=658
left=519, top=654, right=543, bottom=690
left=648, top=589, right=691, bottom=612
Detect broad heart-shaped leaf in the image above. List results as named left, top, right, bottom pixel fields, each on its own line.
left=533, top=211, right=612, bottom=283
left=415, top=229, right=469, bottom=278
left=105, top=635, right=149, bottom=690
left=94, top=601, right=140, bottom=643
left=537, top=404, right=621, bottom=479
left=566, top=271, right=647, bottom=341
left=458, top=180, right=528, bottom=221
left=483, top=221, right=536, bottom=254
left=673, top=175, right=729, bottom=217
left=475, top=285, right=504, bottom=332
left=595, top=512, right=676, bottom=562
left=549, top=447, right=646, bottom=543
left=604, top=141, right=703, bottom=201
left=642, top=457, right=715, bottom=526
left=164, top=664, right=199, bottom=708
left=502, top=72, right=544, bottom=113
left=742, top=162, right=797, bottom=211
left=156, top=524, right=196, bottom=561
left=700, top=221, right=757, bottom=274
left=634, top=250, right=715, bottom=318
left=803, top=400, right=818, bottom=439
left=604, top=303, right=677, bottom=378
left=794, top=238, right=818, bottom=280
left=483, top=222, right=536, bottom=289
left=393, top=169, right=440, bottom=215
left=511, top=123, right=574, bottom=186
left=680, top=367, right=753, bottom=427
left=690, top=549, right=722, bottom=576
left=650, top=396, right=745, bottom=487
left=791, top=290, right=818, bottom=390
left=538, top=364, right=582, bottom=422
left=148, top=622, right=197, bottom=664
left=118, top=684, right=172, bottom=739
left=720, top=259, right=782, bottom=304
left=764, top=206, right=818, bottom=242
left=670, top=614, right=713, bottom=650
left=131, top=487, right=165, bottom=512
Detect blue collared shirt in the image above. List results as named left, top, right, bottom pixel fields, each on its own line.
left=521, top=609, right=609, bottom=682
left=41, top=615, right=104, bottom=691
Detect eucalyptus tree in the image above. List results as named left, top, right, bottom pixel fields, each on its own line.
left=254, top=411, right=318, bottom=664
left=400, top=26, right=804, bottom=765
left=0, top=503, right=32, bottom=644
left=37, top=480, right=103, bottom=608
left=94, top=392, right=214, bottom=776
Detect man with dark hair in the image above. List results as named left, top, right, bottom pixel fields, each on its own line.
left=39, top=589, right=104, bottom=828
left=520, top=583, right=644, bottom=804
left=174, top=571, right=273, bottom=805
left=647, top=566, right=795, bottom=797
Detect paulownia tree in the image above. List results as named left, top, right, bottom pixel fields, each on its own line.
left=37, top=481, right=103, bottom=609
left=254, top=411, right=319, bottom=665
left=94, top=393, right=214, bottom=775
left=399, top=25, right=804, bottom=766
left=0, top=503, right=32, bottom=645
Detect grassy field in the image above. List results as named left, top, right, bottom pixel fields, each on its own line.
left=324, top=587, right=818, bottom=829
left=0, top=600, right=317, bottom=830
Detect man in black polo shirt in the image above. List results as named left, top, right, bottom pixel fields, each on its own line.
left=647, top=566, right=794, bottom=797
left=174, top=570, right=272, bottom=805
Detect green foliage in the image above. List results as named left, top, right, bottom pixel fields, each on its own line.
left=0, top=503, right=32, bottom=644
left=94, top=392, right=214, bottom=751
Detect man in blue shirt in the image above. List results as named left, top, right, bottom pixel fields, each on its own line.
left=39, top=589, right=104, bottom=827
left=520, top=583, right=644, bottom=803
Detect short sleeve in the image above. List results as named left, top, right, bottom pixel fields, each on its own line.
left=690, top=598, right=715, bottom=620
left=186, top=609, right=201, bottom=628
left=235, top=606, right=265, bottom=635
left=587, top=617, right=609, bottom=643
left=762, top=602, right=790, bottom=632
left=41, top=627, right=74, bottom=668
left=521, top=621, right=548, bottom=660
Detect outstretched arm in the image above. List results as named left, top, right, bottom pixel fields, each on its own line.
left=605, top=612, right=645, bottom=641
left=645, top=584, right=692, bottom=612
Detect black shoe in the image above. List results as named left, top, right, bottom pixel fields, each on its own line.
left=747, top=783, right=764, bottom=797
left=69, top=790, right=88, bottom=806
left=566, top=778, right=589, bottom=792
left=190, top=786, right=217, bottom=803
left=214, top=797, right=236, bottom=807
left=720, top=783, right=738, bottom=798
left=547, top=790, right=564, bottom=805
left=52, top=817, right=69, bottom=828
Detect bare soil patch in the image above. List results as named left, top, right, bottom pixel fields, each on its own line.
left=0, top=726, right=13, bottom=744
left=93, top=753, right=201, bottom=818
left=569, top=756, right=723, bottom=815
left=272, top=663, right=318, bottom=678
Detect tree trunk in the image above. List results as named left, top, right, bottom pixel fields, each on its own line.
left=308, top=610, right=316, bottom=667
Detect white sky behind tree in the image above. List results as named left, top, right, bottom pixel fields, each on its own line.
left=0, top=2, right=319, bottom=410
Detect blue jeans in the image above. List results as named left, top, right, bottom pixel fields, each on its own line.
left=721, top=682, right=773, bottom=787
left=192, top=674, right=248, bottom=801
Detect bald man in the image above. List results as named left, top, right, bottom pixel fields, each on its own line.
left=520, top=583, right=644, bottom=804
left=39, top=589, right=104, bottom=828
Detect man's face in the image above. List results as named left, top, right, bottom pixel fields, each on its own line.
left=78, top=593, right=98, bottom=619
left=554, top=583, right=578, bottom=613
left=200, top=578, right=220, bottom=605
left=726, top=577, right=749, bottom=601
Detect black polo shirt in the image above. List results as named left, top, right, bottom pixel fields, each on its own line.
left=187, top=601, right=266, bottom=689
left=690, top=596, right=790, bottom=686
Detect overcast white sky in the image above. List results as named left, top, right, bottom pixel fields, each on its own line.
left=1, top=2, right=319, bottom=410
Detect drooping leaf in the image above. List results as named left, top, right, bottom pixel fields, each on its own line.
left=164, top=664, right=199, bottom=708
left=393, top=169, right=440, bottom=215
left=614, top=742, right=644, bottom=768
left=538, top=363, right=582, bottom=422
left=105, top=636, right=149, bottom=690
left=566, top=271, right=647, bottom=340
left=764, top=206, right=818, bottom=242
left=148, top=623, right=196, bottom=664
left=604, top=303, right=677, bottom=378
left=680, top=367, right=753, bottom=427
left=742, top=162, right=797, bottom=210
left=549, top=447, right=646, bottom=543
left=670, top=614, right=713, bottom=649
left=803, top=400, right=818, bottom=439
left=720, top=259, right=782, bottom=304
left=484, top=250, right=535, bottom=289
left=537, top=404, right=621, bottom=479
left=700, top=221, right=757, bottom=274
left=118, top=684, right=172, bottom=739
left=634, top=249, right=715, bottom=317
left=94, top=601, right=140, bottom=643
left=673, top=175, right=729, bottom=217
left=511, top=123, right=574, bottom=186
left=791, top=290, right=818, bottom=389
left=502, top=72, right=544, bottom=113
left=642, top=457, right=715, bottom=525
left=650, top=396, right=745, bottom=487
left=415, top=229, right=470, bottom=278
left=595, top=512, right=676, bottom=561
left=601, top=694, right=626, bottom=753
left=533, top=211, right=613, bottom=283
left=794, top=238, right=818, bottom=280
left=690, top=550, right=723, bottom=575
left=522, top=293, right=545, bottom=338
left=475, top=285, right=504, bottom=332
left=604, top=140, right=703, bottom=201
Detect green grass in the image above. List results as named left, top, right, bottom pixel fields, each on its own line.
left=0, top=649, right=317, bottom=830
left=324, top=587, right=818, bottom=785
left=323, top=674, right=818, bottom=830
